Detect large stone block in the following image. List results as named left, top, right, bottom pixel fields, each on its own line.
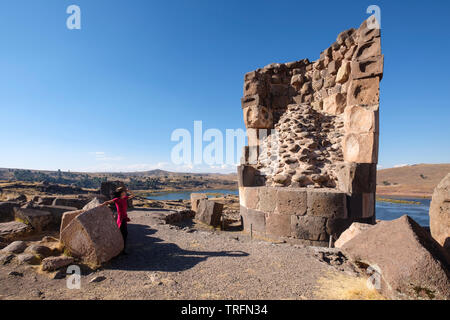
left=241, top=95, right=261, bottom=109
left=327, top=60, right=341, bottom=75
left=196, top=200, right=223, bottom=227
left=334, top=222, right=374, bottom=248
left=429, top=173, right=450, bottom=250
left=291, top=215, right=327, bottom=241
left=190, top=193, right=208, bottom=212
left=347, top=77, right=380, bottom=106
left=237, top=165, right=259, bottom=187
left=322, top=93, right=346, bottom=115
left=243, top=105, right=273, bottom=129
left=241, top=187, right=259, bottom=210
left=344, top=105, right=379, bottom=134
left=353, top=37, right=381, bottom=61
left=244, top=80, right=267, bottom=97
left=257, top=187, right=277, bottom=213
left=306, top=189, right=347, bottom=218
left=270, top=84, right=289, bottom=96
left=240, top=206, right=266, bottom=234
left=0, top=202, right=21, bottom=223
left=351, top=55, right=384, bottom=80
left=335, top=61, right=351, bottom=84
left=342, top=216, right=450, bottom=300
left=266, top=212, right=292, bottom=237
left=60, top=206, right=124, bottom=267
left=275, top=188, right=307, bottom=215
left=14, top=208, right=52, bottom=232
left=343, top=132, right=379, bottom=163
left=347, top=193, right=376, bottom=219
left=60, top=210, right=84, bottom=234
left=335, top=162, right=377, bottom=194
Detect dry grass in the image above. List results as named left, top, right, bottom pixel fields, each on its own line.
left=377, top=163, right=450, bottom=198
left=315, top=272, right=386, bottom=300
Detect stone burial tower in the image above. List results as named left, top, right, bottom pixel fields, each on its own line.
left=237, top=17, right=383, bottom=246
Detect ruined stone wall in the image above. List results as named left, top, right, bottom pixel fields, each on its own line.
left=238, top=18, right=383, bottom=245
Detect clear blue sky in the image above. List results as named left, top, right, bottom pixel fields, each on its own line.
left=0, top=0, right=449, bottom=173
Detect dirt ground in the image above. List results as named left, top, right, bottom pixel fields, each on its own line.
left=0, top=208, right=381, bottom=300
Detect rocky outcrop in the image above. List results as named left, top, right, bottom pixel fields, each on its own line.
left=429, top=173, right=450, bottom=251
left=341, top=215, right=450, bottom=300
left=60, top=206, right=123, bottom=267
left=238, top=18, right=381, bottom=243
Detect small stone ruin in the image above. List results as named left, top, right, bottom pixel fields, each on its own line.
left=238, top=17, right=383, bottom=245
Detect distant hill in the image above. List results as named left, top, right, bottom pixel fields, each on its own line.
left=0, top=167, right=238, bottom=191
left=377, top=164, right=450, bottom=198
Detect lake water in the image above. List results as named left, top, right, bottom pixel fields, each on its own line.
left=147, top=190, right=431, bottom=227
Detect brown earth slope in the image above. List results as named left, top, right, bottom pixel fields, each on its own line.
left=377, top=164, right=450, bottom=198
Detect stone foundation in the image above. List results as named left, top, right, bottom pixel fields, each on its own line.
left=238, top=17, right=382, bottom=245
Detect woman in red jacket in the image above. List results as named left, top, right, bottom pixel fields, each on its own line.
left=101, top=186, right=135, bottom=254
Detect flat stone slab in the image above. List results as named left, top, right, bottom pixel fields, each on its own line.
left=0, top=221, right=32, bottom=241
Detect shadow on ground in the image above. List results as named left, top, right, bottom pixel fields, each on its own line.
left=105, top=223, right=249, bottom=272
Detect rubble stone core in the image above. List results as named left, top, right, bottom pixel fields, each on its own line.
left=238, top=18, right=382, bottom=245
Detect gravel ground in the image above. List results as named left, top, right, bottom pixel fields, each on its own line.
left=0, top=209, right=363, bottom=300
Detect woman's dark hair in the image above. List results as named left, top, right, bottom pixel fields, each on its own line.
left=113, top=186, right=127, bottom=199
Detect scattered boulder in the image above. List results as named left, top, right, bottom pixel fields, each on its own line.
left=0, top=202, right=21, bottom=222
left=25, top=244, right=53, bottom=258
left=14, top=207, right=52, bottom=232
left=190, top=193, right=208, bottom=212
left=42, top=256, right=74, bottom=271
left=0, top=221, right=32, bottom=241
left=429, top=173, right=450, bottom=251
left=342, top=215, right=450, bottom=299
left=196, top=199, right=223, bottom=227
left=17, top=253, right=41, bottom=265
left=1, top=240, right=28, bottom=254
left=60, top=206, right=124, bottom=267
left=334, top=222, right=373, bottom=248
